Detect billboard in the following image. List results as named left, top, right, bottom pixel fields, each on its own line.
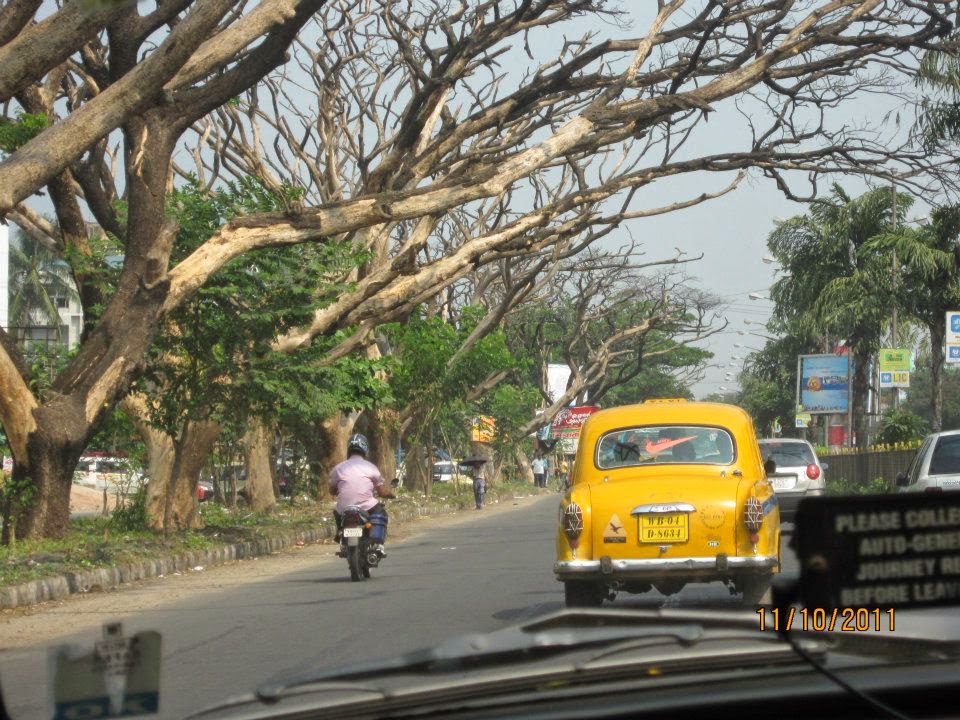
left=471, top=416, right=495, bottom=443
left=878, top=348, right=911, bottom=372
left=948, top=312, right=960, bottom=364
left=879, top=371, right=910, bottom=389
left=797, top=354, right=851, bottom=414
left=546, top=363, right=572, bottom=404
left=548, top=405, right=599, bottom=439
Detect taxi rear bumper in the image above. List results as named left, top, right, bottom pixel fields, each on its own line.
left=554, top=555, right=779, bottom=580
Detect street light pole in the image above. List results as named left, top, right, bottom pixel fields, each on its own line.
left=891, top=184, right=899, bottom=410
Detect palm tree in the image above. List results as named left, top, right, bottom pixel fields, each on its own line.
left=915, top=34, right=960, bottom=148
left=768, top=185, right=905, bottom=447
left=8, top=227, right=77, bottom=345
left=867, top=205, right=960, bottom=431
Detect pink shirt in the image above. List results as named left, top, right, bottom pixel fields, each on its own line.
left=329, top=455, right=384, bottom=513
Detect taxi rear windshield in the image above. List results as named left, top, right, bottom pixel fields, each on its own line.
left=596, top=425, right=735, bottom=469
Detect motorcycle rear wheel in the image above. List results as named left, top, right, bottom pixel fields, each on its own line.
left=347, top=545, right=363, bottom=581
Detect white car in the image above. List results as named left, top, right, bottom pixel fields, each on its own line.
left=896, top=430, right=960, bottom=493
left=757, top=438, right=827, bottom=522
left=73, top=455, right=143, bottom=490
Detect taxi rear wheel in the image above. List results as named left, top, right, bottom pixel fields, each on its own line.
left=564, top=581, right=605, bottom=608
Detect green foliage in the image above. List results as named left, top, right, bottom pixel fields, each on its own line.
left=8, top=227, right=78, bottom=344
left=826, top=476, right=891, bottom=495
left=0, top=113, right=49, bottom=154
left=384, top=306, right=529, bottom=453
left=109, top=487, right=149, bottom=532
left=139, top=177, right=386, bottom=436
left=905, top=364, right=960, bottom=430
left=915, top=34, right=960, bottom=148
left=768, top=185, right=906, bottom=355
left=876, top=408, right=930, bottom=445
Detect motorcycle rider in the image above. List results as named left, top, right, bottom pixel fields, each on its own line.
left=329, top=433, right=396, bottom=557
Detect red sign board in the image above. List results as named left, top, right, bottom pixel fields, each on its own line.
left=549, top=406, right=600, bottom=438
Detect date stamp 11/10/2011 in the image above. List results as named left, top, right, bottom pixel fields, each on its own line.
left=757, top=607, right=896, bottom=633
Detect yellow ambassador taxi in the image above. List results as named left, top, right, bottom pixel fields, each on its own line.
left=555, top=399, right=781, bottom=607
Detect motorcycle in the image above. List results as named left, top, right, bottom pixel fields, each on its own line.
left=339, top=505, right=387, bottom=581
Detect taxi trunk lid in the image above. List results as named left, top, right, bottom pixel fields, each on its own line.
left=587, top=475, right=744, bottom=559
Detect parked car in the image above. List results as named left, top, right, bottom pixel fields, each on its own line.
left=73, top=453, right=143, bottom=490
left=197, top=479, right=215, bottom=502
left=896, top=430, right=960, bottom=493
left=555, top=399, right=781, bottom=608
left=431, top=459, right=463, bottom=483
left=757, top=438, right=826, bottom=522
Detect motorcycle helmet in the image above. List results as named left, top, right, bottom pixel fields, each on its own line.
left=347, top=433, right=370, bottom=457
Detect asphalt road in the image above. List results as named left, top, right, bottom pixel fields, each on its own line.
left=0, top=495, right=799, bottom=720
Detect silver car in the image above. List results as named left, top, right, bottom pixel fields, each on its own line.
left=757, top=438, right=826, bottom=522
left=896, top=430, right=960, bottom=493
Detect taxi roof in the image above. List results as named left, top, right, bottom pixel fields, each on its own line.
left=581, top=400, right=753, bottom=432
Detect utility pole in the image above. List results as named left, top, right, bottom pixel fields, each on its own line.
left=891, top=184, right=899, bottom=410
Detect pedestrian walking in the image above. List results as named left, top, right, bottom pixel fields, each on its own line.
left=471, top=461, right=486, bottom=509
left=532, top=454, right=547, bottom=489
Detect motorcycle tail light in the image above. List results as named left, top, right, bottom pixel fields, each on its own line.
left=924, top=487, right=943, bottom=493
left=744, top=496, right=763, bottom=533
left=562, top=502, right=584, bottom=547
left=806, top=464, right=820, bottom=480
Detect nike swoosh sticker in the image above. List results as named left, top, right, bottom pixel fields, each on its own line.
left=644, top=437, right=697, bottom=455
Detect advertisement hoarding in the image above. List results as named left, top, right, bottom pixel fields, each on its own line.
left=548, top=405, right=600, bottom=439
left=546, top=363, right=572, bottom=404
left=471, top=416, right=495, bottom=443
left=879, top=371, right=910, bottom=389
left=797, top=354, right=851, bottom=414
left=878, top=348, right=911, bottom=372
left=948, top=311, right=960, bottom=364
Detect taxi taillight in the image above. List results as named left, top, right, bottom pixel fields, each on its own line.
left=744, top=496, right=763, bottom=544
left=562, top=502, right=584, bottom=547
left=806, top=464, right=820, bottom=480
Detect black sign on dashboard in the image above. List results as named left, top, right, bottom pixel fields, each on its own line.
left=794, top=493, right=960, bottom=610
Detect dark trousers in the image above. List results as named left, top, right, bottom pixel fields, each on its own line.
left=334, top=502, right=388, bottom=542
left=473, top=478, right=485, bottom=508
left=534, top=473, right=546, bottom=488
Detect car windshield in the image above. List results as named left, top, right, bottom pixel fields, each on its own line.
left=929, top=435, right=960, bottom=475
left=757, top=441, right=815, bottom=467
left=596, top=425, right=735, bottom=469
left=3, top=3, right=960, bottom=719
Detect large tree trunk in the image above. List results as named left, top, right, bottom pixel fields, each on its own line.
left=6, top=397, right=89, bottom=540
left=930, top=321, right=945, bottom=433
left=162, top=420, right=220, bottom=531
left=121, top=395, right=176, bottom=530
left=242, top=420, right=276, bottom=512
left=314, top=412, right=356, bottom=498
left=514, top=447, right=534, bottom=486
left=143, top=432, right=176, bottom=529
left=404, top=437, right=432, bottom=494
left=1, top=116, right=179, bottom=541
left=366, top=409, right=400, bottom=483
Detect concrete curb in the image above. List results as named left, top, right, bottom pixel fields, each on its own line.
left=0, top=491, right=528, bottom=610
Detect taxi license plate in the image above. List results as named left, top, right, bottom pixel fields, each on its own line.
left=342, top=527, right=363, bottom=538
left=639, top=514, right=688, bottom=543
left=772, top=475, right=796, bottom=491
